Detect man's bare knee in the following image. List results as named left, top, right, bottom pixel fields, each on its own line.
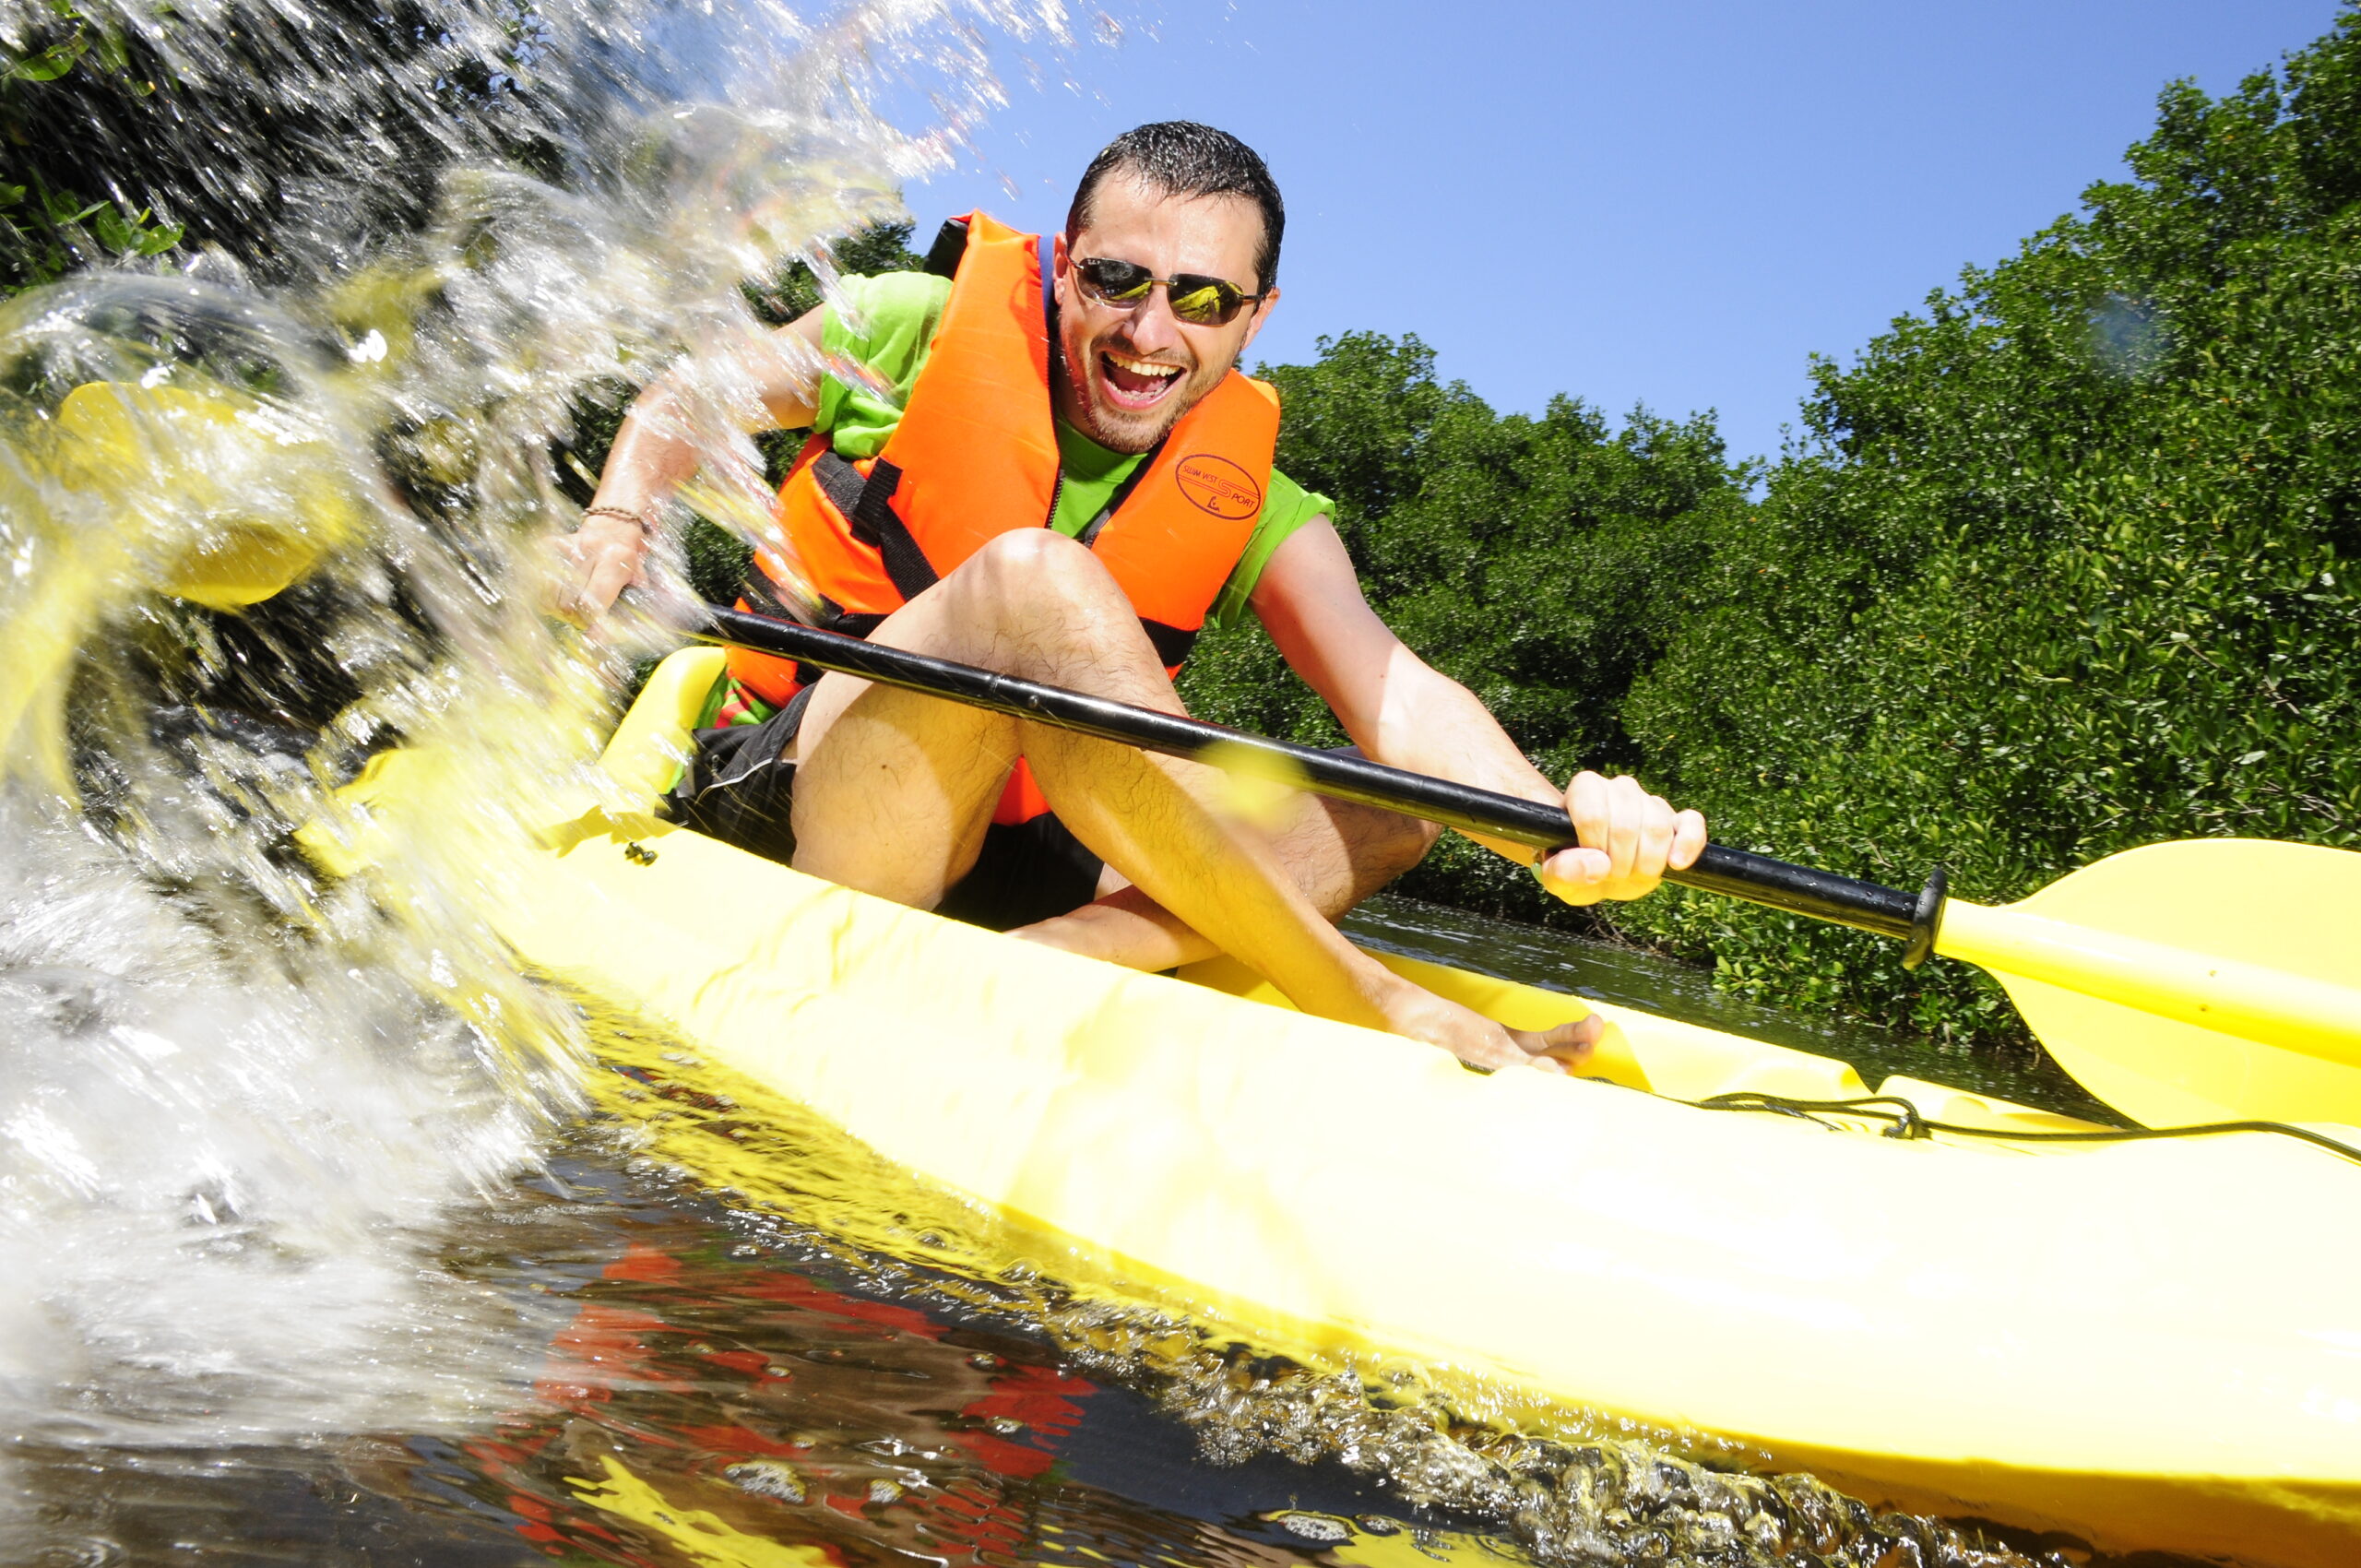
left=1287, top=797, right=1441, bottom=916
left=1408, top=813, right=1445, bottom=860
left=949, top=529, right=1165, bottom=685
left=966, top=528, right=1123, bottom=605
left=1313, top=752, right=1442, bottom=888
left=1366, top=810, right=1442, bottom=885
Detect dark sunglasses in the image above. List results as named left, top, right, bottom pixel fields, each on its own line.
left=1074, top=256, right=1267, bottom=327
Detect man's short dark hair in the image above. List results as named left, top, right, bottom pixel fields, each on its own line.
left=1067, top=122, right=1285, bottom=292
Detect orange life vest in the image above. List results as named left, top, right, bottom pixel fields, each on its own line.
left=728, top=211, right=1282, bottom=824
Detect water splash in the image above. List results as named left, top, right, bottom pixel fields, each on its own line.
left=2085, top=291, right=2169, bottom=380
left=0, top=0, right=1083, bottom=1550
left=0, top=797, right=557, bottom=1441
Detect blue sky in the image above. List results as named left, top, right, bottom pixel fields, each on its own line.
left=887, top=0, right=2345, bottom=466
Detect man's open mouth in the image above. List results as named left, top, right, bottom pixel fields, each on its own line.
left=1097, top=349, right=1184, bottom=410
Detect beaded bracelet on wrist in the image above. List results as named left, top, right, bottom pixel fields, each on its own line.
left=582, top=503, right=655, bottom=538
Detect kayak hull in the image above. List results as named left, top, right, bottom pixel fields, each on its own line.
left=324, top=650, right=2361, bottom=1565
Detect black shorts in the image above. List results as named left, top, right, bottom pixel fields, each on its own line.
left=667, top=690, right=1105, bottom=932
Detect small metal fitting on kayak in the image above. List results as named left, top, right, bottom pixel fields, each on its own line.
left=1902, top=866, right=1948, bottom=970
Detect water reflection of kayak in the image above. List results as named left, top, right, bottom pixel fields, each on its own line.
left=312, top=647, right=2361, bottom=1567
left=412, top=1170, right=1534, bottom=1568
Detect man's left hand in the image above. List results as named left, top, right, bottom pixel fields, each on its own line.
left=1535, top=771, right=1707, bottom=905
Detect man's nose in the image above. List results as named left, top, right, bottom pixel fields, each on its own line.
left=1124, top=288, right=1185, bottom=354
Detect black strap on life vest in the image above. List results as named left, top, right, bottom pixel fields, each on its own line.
left=810, top=442, right=1205, bottom=668
left=813, top=438, right=1205, bottom=668
left=813, top=450, right=940, bottom=602
left=736, top=568, right=801, bottom=624
left=810, top=442, right=866, bottom=519
left=1140, top=620, right=1197, bottom=666
left=922, top=218, right=970, bottom=279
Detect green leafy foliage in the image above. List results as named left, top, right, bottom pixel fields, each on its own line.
left=1192, top=7, right=2361, bottom=1051
left=0, top=2, right=184, bottom=292
left=1605, top=8, right=2361, bottom=1047
left=742, top=220, right=927, bottom=327
left=0, top=0, right=571, bottom=298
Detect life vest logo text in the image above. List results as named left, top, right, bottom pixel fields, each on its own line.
left=1175, top=455, right=1263, bottom=520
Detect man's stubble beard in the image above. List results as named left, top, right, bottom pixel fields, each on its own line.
left=1057, top=327, right=1230, bottom=455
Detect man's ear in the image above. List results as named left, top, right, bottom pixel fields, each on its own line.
left=1237, top=286, right=1280, bottom=355
left=1049, top=229, right=1074, bottom=309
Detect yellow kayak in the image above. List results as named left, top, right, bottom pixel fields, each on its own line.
left=316, top=647, right=2361, bottom=1567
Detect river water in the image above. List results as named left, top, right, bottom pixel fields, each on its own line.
left=1, top=888, right=2090, bottom=1568
left=0, top=2, right=2108, bottom=1564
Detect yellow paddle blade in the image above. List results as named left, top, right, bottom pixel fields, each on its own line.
left=47, top=380, right=362, bottom=610
left=1935, top=839, right=2361, bottom=1128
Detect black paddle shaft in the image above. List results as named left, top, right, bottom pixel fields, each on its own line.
left=693, top=605, right=1946, bottom=955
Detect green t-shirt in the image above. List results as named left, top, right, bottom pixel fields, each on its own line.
left=815, top=270, right=1327, bottom=634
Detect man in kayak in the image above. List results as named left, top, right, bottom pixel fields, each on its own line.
left=562, top=122, right=1706, bottom=1072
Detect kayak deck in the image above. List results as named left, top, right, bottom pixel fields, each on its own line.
left=319, top=648, right=2361, bottom=1566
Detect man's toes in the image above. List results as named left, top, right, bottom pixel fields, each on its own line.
left=1557, top=1013, right=1605, bottom=1051
left=1523, top=1013, right=1602, bottom=1070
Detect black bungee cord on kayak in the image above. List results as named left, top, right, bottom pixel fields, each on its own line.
left=1682, top=1090, right=2361, bottom=1168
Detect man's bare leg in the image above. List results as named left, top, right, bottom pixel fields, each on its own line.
left=1014, top=788, right=1433, bottom=972
left=1014, top=793, right=1603, bottom=1064
left=785, top=531, right=1573, bottom=1070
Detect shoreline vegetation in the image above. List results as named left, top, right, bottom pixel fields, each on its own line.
left=13, top=3, right=2360, bottom=1057
left=1197, top=7, right=2361, bottom=1054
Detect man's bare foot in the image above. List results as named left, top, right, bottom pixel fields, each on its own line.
left=1006, top=897, right=1214, bottom=972
left=1510, top=1015, right=1604, bottom=1073
left=1371, top=977, right=1602, bottom=1075
left=1015, top=916, right=1602, bottom=1075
